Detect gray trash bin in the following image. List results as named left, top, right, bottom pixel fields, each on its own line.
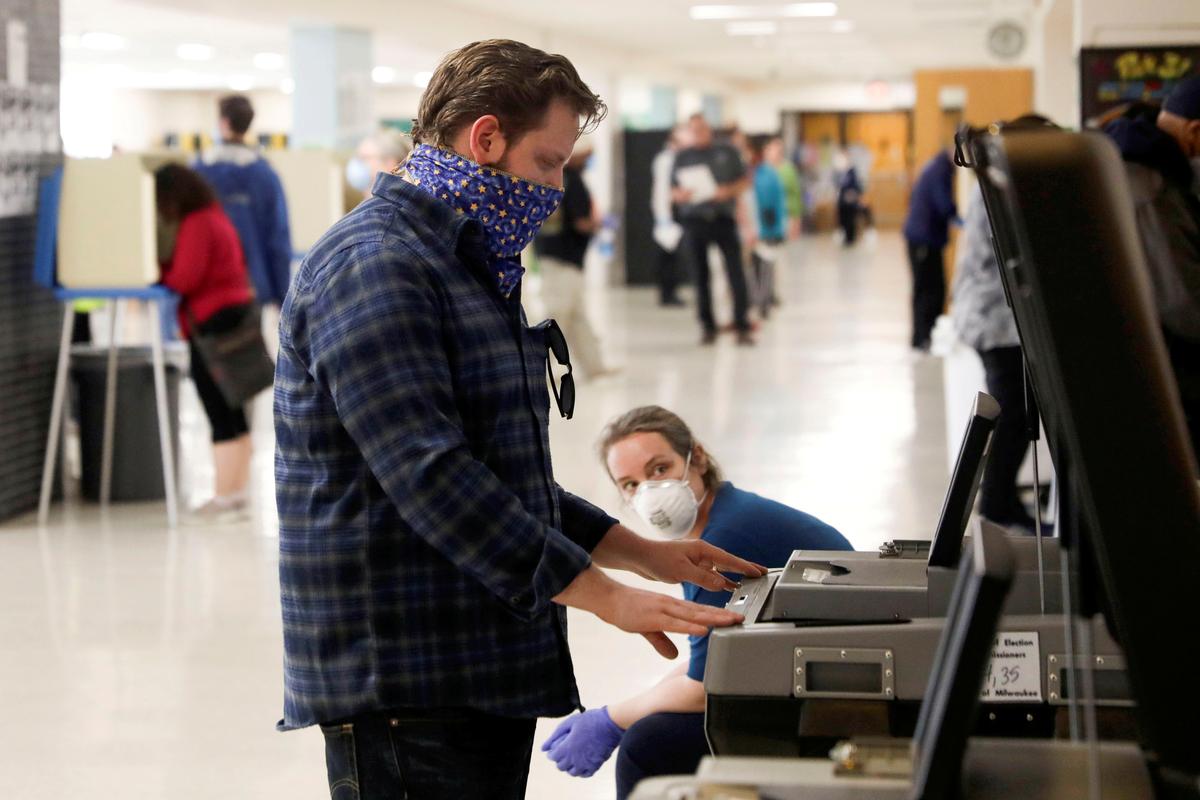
left=71, top=345, right=185, bottom=502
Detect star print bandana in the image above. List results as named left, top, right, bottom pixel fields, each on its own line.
left=405, top=144, right=565, bottom=297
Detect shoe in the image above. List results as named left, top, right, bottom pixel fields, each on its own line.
left=720, top=321, right=762, bottom=334
left=660, top=297, right=686, bottom=308
left=736, top=331, right=756, bottom=347
left=184, top=494, right=250, bottom=525
left=700, top=330, right=717, bottom=346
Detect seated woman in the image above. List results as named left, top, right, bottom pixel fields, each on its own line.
left=541, top=405, right=852, bottom=798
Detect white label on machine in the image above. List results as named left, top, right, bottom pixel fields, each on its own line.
left=980, top=631, right=1042, bottom=702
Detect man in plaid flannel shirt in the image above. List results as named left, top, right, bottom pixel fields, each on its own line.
left=274, top=39, right=765, bottom=799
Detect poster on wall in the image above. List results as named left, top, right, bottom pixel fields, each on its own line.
left=0, top=81, right=59, bottom=218
left=1080, top=44, right=1200, bottom=127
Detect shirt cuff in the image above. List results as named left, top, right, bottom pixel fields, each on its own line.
left=558, top=487, right=620, bottom=553
left=507, top=527, right=592, bottom=621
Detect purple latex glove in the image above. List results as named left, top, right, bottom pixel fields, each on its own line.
left=540, top=707, right=624, bottom=777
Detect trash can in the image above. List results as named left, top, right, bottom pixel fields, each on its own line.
left=71, top=345, right=185, bottom=502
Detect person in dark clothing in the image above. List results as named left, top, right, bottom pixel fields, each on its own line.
left=195, top=95, right=293, bottom=309
left=903, top=150, right=960, bottom=351
left=535, top=138, right=614, bottom=377
left=953, top=184, right=1035, bottom=530
left=672, top=113, right=755, bottom=346
left=837, top=163, right=864, bottom=246
left=538, top=406, right=850, bottom=797
left=651, top=124, right=689, bottom=307
left=1104, top=81, right=1200, bottom=459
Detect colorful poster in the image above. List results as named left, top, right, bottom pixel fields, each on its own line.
left=1080, top=45, right=1200, bottom=126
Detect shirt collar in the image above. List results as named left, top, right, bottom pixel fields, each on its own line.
left=370, top=171, right=494, bottom=284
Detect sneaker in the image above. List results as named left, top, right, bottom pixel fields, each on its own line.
left=185, top=494, right=250, bottom=525
left=736, top=331, right=756, bottom=347
left=660, top=297, right=686, bottom=308
left=700, top=330, right=718, bottom=346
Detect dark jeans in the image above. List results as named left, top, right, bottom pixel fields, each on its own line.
left=978, top=346, right=1032, bottom=522
left=679, top=216, right=750, bottom=334
left=838, top=202, right=860, bottom=245
left=189, top=303, right=252, bottom=443
left=907, top=240, right=946, bottom=349
left=615, top=712, right=709, bottom=800
left=655, top=243, right=681, bottom=304
left=321, top=707, right=536, bottom=800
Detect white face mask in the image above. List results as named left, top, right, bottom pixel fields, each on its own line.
left=630, top=452, right=707, bottom=538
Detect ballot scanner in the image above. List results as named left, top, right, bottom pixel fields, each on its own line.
left=634, top=126, right=1200, bottom=800
left=704, top=524, right=1130, bottom=756
left=700, top=393, right=1111, bottom=755
left=633, top=526, right=1152, bottom=800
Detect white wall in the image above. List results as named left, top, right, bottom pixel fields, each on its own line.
left=1032, top=0, right=1079, bottom=128
left=374, top=86, right=424, bottom=123
left=731, top=80, right=918, bottom=133
left=1078, top=0, right=1200, bottom=46
left=108, top=88, right=291, bottom=152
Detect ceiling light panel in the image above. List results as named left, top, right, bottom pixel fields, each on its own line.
left=691, top=3, right=837, bottom=20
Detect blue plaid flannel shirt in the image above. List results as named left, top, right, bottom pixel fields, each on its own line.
left=274, top=173, right=618, bottom=730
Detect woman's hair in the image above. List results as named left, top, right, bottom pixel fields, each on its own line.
left=597, top=405, right=724, bottom=492
left=154, top=163, right=216, bottom=222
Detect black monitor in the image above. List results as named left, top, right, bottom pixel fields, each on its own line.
left=927, top=391, right=1001, bottom=569
left=910, top=520, right=1015, bottom=800
left=962, top=127, right=1200, bottom=783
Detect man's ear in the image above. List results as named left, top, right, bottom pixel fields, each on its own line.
left=467, top=115, right=508, bottom=166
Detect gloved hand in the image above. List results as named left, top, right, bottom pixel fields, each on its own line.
left=541, top=707, right=624, bottom=777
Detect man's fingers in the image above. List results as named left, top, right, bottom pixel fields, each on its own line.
left=662, top=596, right=744, bottom=627
left=697, top=544, right=767, bottom=577
left=688, top=565, right=739, bottom=592
left=642, top=631, right=679, bottom=659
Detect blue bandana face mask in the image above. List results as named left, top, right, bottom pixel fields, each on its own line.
left=405, top=143, right=565, bottom=297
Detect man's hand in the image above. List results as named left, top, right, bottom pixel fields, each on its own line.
left=671, top=186, right=693, bottom=204
left=592, top=525, right=767, bottom=593
left=636, top=538, right=766, bottom=593
left=554, top=566, right=746, bottom=658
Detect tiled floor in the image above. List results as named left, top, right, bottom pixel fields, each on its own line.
left=0, top=231, right=949, bottom=799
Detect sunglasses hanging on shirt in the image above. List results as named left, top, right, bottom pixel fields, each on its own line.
left=544, top=319, right=575, bottom=420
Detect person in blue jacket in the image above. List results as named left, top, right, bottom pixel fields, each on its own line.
left=750, top=136, right=788, bottom=317
left=540, top=405, right=852, bottom=798
left=195, top=94, right=293, bottom=308
left=903, top=149, right=960, bottom=352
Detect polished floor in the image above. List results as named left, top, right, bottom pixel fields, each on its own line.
left=0, top=231, right=949, bottom=799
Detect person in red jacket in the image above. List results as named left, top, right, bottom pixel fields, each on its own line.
left=156, top=163, right=257, bottom=520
